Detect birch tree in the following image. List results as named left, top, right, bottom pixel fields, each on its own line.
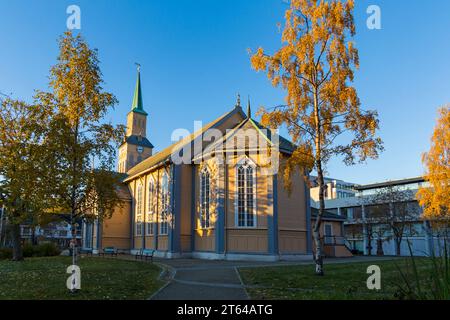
left=35, top=31, right=125, bottom=269
left=251, top=0, right=383, bottom=275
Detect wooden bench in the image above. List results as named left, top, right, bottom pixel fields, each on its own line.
left=135, top=249, right=155, bottom=262
left=99, top=247, right=118, bottom=257
left=79, top=248, right=93, bottom=256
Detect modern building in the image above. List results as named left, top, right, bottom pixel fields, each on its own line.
left=20, top=220, right=82, bottom=247
left=81, top=68, right=328, bottom=261
left=311, top=208, right=352, bottom=258
left=311, top=176, right=448, bottom=256
left=0, top=215, right=82, bottom=248
left=309, top=177, right=357, bottom=201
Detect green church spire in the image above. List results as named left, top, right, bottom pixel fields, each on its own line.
left=247, top=96, right=251, bottom=119
left=131, top=63, right=147, bottom=115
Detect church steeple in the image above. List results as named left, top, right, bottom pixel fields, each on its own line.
left=118, top=65, right=153, bottom=173
left=131, top=64, right=147, bottom=115
left=247, top=96, right=251, bottom=119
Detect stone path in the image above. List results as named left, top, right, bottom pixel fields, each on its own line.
left=147, top=256, right=398, bottom=300
left=149, top=259, right=259, bottom=300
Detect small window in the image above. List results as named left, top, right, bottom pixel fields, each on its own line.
left=200, top=168, right=211, bottom=229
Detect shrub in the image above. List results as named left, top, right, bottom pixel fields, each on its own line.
left=0, top=243, right=61, bottom=260
left=395, top=240, right=450, bottom=299
left=22, top=243, right=61, bottom=258
left=0, top=247, right=13, bottom=260
left=35, top=242, right=61, bottom=257
left=22, top=243, right=35, bottom=257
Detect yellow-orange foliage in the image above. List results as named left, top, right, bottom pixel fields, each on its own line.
left=417, top=106, right=450, bottom=218
left=250, top=0, right=383, bottom=275
left=251, top=0, right=382, bottom=180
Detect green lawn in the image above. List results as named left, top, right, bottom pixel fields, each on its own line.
left=0, top=256, right=165, bottom=300
left=239, top=258, right=434, bottom=300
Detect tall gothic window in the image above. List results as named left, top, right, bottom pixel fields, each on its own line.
left=236, top=158, right=256, bottom=227
left=136, top=183, right=143, bottom=236
left=146, top=177, right=155, bottom=235
left=160, top=172, right=169, bottom=235
left=200, top=168, right=211, bottom=229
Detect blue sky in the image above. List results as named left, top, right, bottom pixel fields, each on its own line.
left=0, top=0, right=449, bottom=185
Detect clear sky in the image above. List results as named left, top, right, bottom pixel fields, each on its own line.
left=0, top=0, right=449, bottom=185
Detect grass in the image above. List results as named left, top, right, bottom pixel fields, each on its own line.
left=239, top=258, right=435, bottom=300
left=0, top=256, right=165, bottom=300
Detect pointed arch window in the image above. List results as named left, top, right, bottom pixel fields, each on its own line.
left=236, top=158, right=256, bottom=228
left=146, top=177, right=155, bottom=235
left=136, top=183, right=143, bottom=236
left=160, top=172, right=169, bottom=235
left=199, top=168, right=211, bottom=229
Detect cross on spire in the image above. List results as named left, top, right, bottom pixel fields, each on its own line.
left=235, top=93, right=241, bottom=108
left=131, top=63, right=147, bottom=115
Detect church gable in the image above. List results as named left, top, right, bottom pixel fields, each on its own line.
left=193, top=117, right=283, bottom=170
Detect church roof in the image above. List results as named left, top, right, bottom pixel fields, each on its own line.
left=123, top=101, right=297, bottom=183
left=124, top=106, right=246, bottom=182
left=130, top=68, right=147, bottom=115
left=311, top=208, right=346, bottom=221
left=250, top=119, right=297, bottom=154
left=193, top=117, right=296, bottom=162
left=122, top=135, right=154, bottom=148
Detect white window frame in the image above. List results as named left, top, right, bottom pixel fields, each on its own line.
left=146, top=176, right=155, bottom=235
left=199, top=167, right=211, bottom=229
left=160, top=172, right=169, bottom=235
left=135, top=183, right=143, bottom=236
left=235, top=157, right=257, bottom=228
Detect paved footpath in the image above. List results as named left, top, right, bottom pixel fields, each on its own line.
left=147, top=256, right=398, bottom=300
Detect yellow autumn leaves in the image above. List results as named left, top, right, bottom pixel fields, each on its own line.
left=417, top=106, right=450, bottom=219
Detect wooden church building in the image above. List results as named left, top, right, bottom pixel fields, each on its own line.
left=81, top=68, right=316, bottom=261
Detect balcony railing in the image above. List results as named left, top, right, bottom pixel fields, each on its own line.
left=321, top=236, right=346, bottom=246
